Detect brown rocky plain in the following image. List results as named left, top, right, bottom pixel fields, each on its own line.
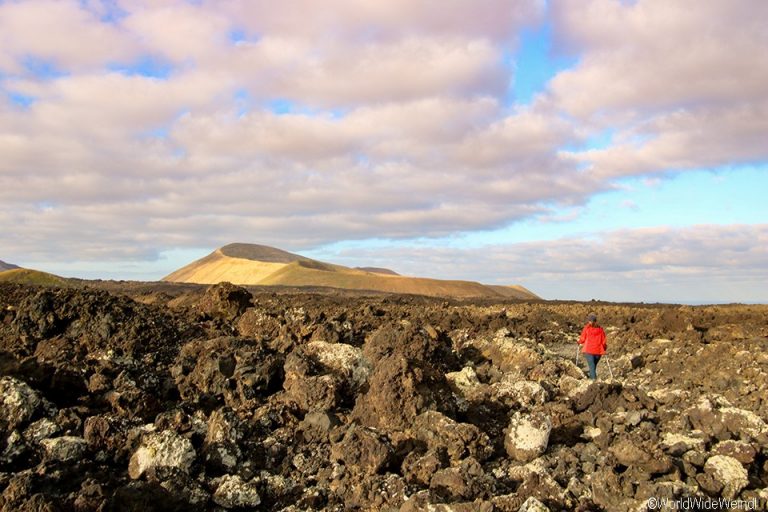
left=0, top=281, right=767, bottom=511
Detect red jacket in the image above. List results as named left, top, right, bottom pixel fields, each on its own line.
left=579, top=324, right=606, bottom=355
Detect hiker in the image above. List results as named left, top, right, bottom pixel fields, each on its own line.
left=579, top=313, right=607, bottom=380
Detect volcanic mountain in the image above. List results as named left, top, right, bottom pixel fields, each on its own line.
left=163, top=243, right=538, bottom=299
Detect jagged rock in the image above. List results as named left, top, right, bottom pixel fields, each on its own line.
left=1, top=281, right=768, bottom=510
left=686, top=397, right=768, bottom=442
left=476, top=331, right=544, bottom=376
left=283, top=341, right=370, bottom=412
left=659, top=432, right=707, bottom=456
left=0, top=377, right=42, bottom=432
left=446, top=367, right=482, bottom=398
left=172, top=336, right=282, bottom=408
left=518, top=496, right=550, bottom=512
left=213, top=475, right=261, bottom=508
left=352, top=354, right=450, bottom=430
left=330, top=425, right=393, bottom=475
left=701, top=455, right=749, bottom=499
left=196, top=282, right=252, bottom=321
left=128, top=430, right=196, bottom=480
left=1, top=430, right=28, bottom=464
left=237, top=307, right=282, bottom=340
left=429, top=457, right=490, bottom=501
left=402, top=450, right=445, bottom=486
left=300, top=411, right=341, bottom=443
left=22, top=418, right=59, bottom=444
left=413, top=411, right=493, bottom=463
left=505, top=412, right=551, bottom=463
left=203, top=408, right=244, bottom=473
left=712, top=440, right=757, bottom=464
left=40, top=436, right=87, bottom=462
left=491, top=376, right=548, bottom=408
left=609, top=436, right=673, bottom=474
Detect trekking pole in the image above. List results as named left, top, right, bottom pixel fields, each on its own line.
left=574, top=345, right=580, bottom=365
left=605, top=356, right=614, bottom=380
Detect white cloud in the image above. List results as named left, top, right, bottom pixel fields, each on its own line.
left=549, top=0, right=768, bottom=180
left=325, top=224, right=768, bottom=303
left=214, top=0, right=543, bottom=42
left=549, top=0, right=768, bottom=117
left=0, top=0, right=137, bottom=73
left=0, top=0, right=765, bottom=304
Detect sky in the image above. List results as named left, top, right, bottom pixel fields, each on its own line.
left=1, top=0, right=767, bottom=304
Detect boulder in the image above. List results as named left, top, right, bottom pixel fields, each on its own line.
left=172, top=336, right=282, bottom=408
left=659, top=432, right=707, bottom=456
left=213, top=475, right=261, bottom=509
left=352, top=355, right=448, bottom=430
left=491, top=376, right=548, bottom=409
left=196, top=282, right=252, bottom=321
left=22, top=418, right=60, bottom=444
left=519, top=496, right=550, bottom=512
left=237, top=307, right=282, bottom=340
left=446, top=367, right=482, bottom=399
left=0, top=377, right=42, bottom=432
left=712, top=440, right=757, bottom=464
left=304, top=342, right=370, bottom=390
left=702, top=455, right=748, bottom=500
left=505, top=412, right=551, bottom=463
left=128, top=430, right=196, bottom=480
left=413, top=411, right=493, bottom=463
left=203, top=408, right=244, bottom=473
left=40, top=436, right=87, bottom=462
left=429, top=457, right=489, bottom=501
left=330, top=425, right=393, bottom=476
left=686, top=397, right=767, bottom=442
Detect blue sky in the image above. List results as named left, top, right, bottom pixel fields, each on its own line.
left=1, top=0, right=766, bottom=303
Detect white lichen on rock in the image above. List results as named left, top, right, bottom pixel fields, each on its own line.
left=41, top=436, right=87, bottom=462
left=704, top=455, right=749, bottom=500
left=660, top=432, right=706, bottom=455
left=505, top=412, right=552, bottom=463
left=0, top=377, right=42, bottom=431
left=492, top=376, right=548, bottom=408
left=128, top=430, right=196, bottom=479
left=23, top=418, right=60, bottom=444
left=445, top=366, right=481, bottom=397
left=304, top=341, right=371, bottom=390
left=213, top=475, right=261, bottom=508
left=519, top=496, right=551, bottom=512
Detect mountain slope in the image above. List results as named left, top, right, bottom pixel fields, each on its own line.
left=0, top=260, right=20, bottom=272
left=0, top=268, right=71, bottom=287
left=164, top=243, right=539, bottom=299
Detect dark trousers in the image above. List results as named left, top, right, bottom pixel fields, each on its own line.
left=585, top=354, right=601, bottom=380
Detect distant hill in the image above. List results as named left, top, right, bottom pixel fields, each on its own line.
left=164, top=243, right=539, bottom=299
left=0, top=260, right=20, bottom=272
left=355, top=267, right=400, bottom=276
left=0, top=268, right=71, bottom=287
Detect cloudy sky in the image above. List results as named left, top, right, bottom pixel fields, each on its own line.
left=1, top=0, right=766, bottom=303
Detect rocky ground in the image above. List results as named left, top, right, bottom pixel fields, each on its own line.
left=0, top=281, right=767, bottom=511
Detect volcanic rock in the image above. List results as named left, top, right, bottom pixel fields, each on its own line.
left=128, top=430, right=196, bottom=480
left=196, top=282, right=252, bottom=321
left=0, top=377, right=42, bottom=432
left=40, top=436, right=87, bottom=462
left=412, top=411, right=493, bottom=463
left=0, top=282, right=767, bottom=510
left=701, top=455, right=749, bottom=499
left=505, top=411, right=552, bottom=462
left=212, top=475, right=261, bottom=508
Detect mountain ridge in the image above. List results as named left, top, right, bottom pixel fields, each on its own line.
left=0, top=260, right=20, bottom=272
left=163, top=243, right=539, bottom=300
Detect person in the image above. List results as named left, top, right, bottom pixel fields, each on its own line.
left=579, top=313, right=606, bottom=380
